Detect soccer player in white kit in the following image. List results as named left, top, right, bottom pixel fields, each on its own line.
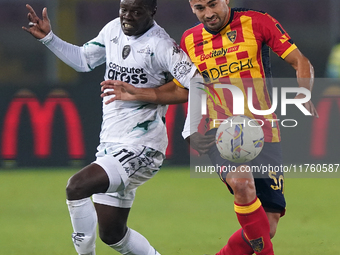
left=23, top=1, right=196, bottom=254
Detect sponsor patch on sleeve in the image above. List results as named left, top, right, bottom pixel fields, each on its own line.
left=173, top=61, right=192, bottom=80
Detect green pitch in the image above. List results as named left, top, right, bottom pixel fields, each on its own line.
left=0, top=167, right=339, bottom=254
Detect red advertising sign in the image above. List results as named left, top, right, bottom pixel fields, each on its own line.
left=165, top=103, right=188, bottom=157
left=1, top=89, right=85, bottom=160
left=310, top=86, right=340, bottom=158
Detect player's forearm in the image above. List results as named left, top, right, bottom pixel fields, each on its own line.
left=39, top=31, right=91, bottom=72
left=128, top=87, right=160, bottom=103
left=296, top=56, right=314, bottom=92
left=285, top=49, right=314, bottom=91
left=153, top=85, right=188, bottom=104
left=134, top=81, right=188, bottom=104
left=129, top=87, right=188, bottom=104
left=101, top=80, right=188, bottom=104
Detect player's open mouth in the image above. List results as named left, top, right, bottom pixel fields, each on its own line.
left=206, top=17, right=218, bottom=25
left=123, top=23, right=134, bottom=29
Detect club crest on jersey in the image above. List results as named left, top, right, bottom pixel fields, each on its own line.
left=227, top=30, right=237, bottom=43
left=173, top=61, right=192, bottom=79
left=122, top=45, right=131, bottom=59
left=249, top=237, right=264, bottom=252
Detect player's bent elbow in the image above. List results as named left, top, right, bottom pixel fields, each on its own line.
left=171, top=88, right=188, bottom=104
left=73, top=66, right=93, bottom=73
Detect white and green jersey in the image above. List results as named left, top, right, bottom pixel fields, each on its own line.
left=40, top=18, right=196, bottom=154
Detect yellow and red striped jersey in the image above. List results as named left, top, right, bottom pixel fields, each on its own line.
left=180, top=8, right=297, bottom=142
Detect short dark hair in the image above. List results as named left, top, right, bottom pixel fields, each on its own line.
left=146, top=0, right=157, bottom=10
left=120, top=0, right=157, bottom=12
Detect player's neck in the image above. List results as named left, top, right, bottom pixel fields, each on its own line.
left=129, top=22, right=155, bottom=40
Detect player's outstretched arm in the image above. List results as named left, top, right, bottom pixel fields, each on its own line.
left=22, top=4, right=51, bottom=39
left=100, top=80, right=188, bottom=105
left=284, top=48, right=319, bottom=117
left=22, top=4, right=93, bottom=73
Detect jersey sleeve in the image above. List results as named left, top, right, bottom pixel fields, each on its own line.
left=180, top=31, right=190, bottom=56
left=182, top=76, right=204, bottom=139
left=82, top=25, right=107, bottom=70
left=170, top=32, right=193, bottom=89
left=39, top=31, right=91, bottom=72
left=155, top=39, right=196, bottom=89
left=257, top=13, right=297, bottom=59
left=173, top=78, right=185, bottom=88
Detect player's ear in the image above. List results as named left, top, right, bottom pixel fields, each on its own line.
left=152, top=6, right=157, bottom=16
left=189, top=3, right=195, bottom=13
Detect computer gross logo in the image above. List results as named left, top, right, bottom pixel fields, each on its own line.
left=108, top=62, right=148, bottom=84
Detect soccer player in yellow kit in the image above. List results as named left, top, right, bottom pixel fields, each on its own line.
left=101, top=0, right=318, bottom=254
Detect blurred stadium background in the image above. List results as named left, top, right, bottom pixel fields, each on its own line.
left=0, top=0, right=340, bottom=254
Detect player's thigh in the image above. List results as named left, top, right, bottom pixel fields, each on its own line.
left=95, top=143, right=164, bottom=190
left=253, top=142, right=286, bottom=214
left=93, top=144, right=164, bottom=243
left=93, top=144, right=164, bottom=209
left=66, top=163, right=110, bottom=200
left=207, top=130, right=286, bottom=212
left=206, top=129, right=253, bottom=190
left=94, top=143, right=141, bottom=194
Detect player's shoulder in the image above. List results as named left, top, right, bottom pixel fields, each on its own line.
left=182, top=23, right=204, bottom=38
left=146, top=22, right=173, bottom=42
left=101, top=18, right=121, bottom=31
left=232, top=7, right=267, bottom=17
left=231, top=8, right=275, bottom=23
left=145, top=22, right=177, bottom=48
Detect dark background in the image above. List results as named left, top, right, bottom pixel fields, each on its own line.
left=0, top=0, right=339, bottom=167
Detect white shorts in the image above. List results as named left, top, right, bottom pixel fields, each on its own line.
left=92, top=143, right=164, bottom=208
